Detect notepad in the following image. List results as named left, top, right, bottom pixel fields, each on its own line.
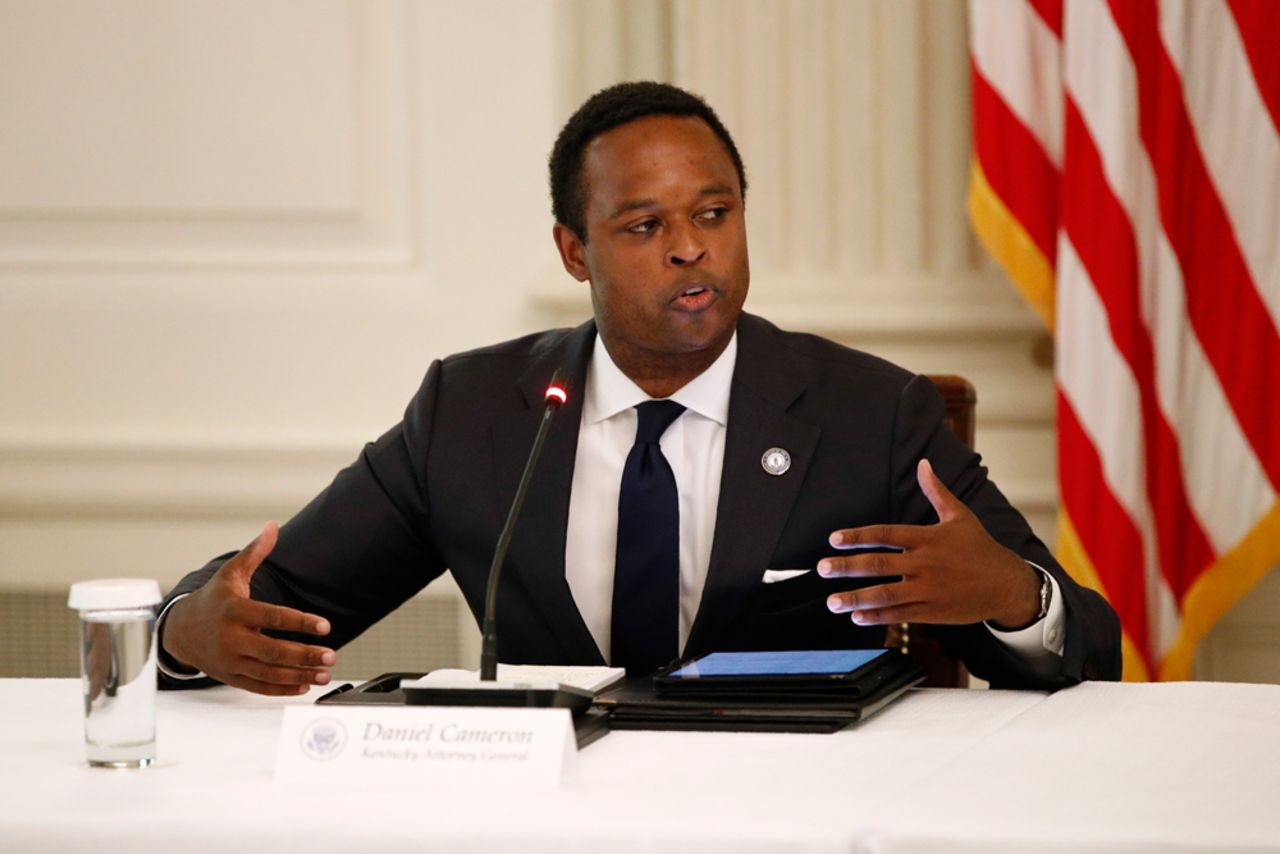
left=405, top=665, right=626, bottom=695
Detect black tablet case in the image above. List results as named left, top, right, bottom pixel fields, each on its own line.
left=596, top=651, right=927, bottom=733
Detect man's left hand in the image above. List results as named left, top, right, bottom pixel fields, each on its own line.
left=822, top=459, right=1041, bottom=628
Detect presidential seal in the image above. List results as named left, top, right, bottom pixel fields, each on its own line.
left=300, top=718, right=348, bottom=761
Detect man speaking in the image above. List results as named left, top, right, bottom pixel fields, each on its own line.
left=157, top=82, right=1121, bottom=694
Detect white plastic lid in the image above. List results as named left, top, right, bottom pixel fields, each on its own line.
left=68, top=578, right=163, bottom=611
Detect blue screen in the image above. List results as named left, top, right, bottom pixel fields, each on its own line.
left=667, top=649, right=888, bottom=678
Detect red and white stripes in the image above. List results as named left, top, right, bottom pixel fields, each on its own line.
left=970, top=0, right=1280, bottom=679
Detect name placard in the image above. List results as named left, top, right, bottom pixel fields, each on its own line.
left=275, top=705, right=577, bottom=786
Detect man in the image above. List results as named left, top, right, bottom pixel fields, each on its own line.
left=158, top=82, right=1121, bottom=694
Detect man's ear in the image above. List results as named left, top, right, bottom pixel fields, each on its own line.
left=552, top=223, right=590, bottom=282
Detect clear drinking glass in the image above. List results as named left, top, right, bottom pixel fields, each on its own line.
left=67, top=579, right=162, bottom=768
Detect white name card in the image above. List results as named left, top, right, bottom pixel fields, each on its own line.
left=275, top=705, right=577, bottom=786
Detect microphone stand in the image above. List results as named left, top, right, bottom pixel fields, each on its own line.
left=400, top=369, right=592, bottom=712
left=479, top=382, right=562, bottom=680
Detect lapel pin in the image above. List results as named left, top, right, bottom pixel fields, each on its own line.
left=761, top=447, right=791, bottom=476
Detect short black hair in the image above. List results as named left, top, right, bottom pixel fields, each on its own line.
left=548, top=81, right=747, bottom=240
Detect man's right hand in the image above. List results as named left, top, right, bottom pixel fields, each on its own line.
left=162, top=522, right=336, bottom=696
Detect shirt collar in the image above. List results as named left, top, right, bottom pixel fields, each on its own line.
left=583, top=330, right=737, bottom=426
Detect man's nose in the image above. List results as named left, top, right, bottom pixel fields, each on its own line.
left=666, top=224, right=707, bottom=266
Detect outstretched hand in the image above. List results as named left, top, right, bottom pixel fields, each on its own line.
left=162, top=522, right=336, bottom=695
left=822, top=460, right=1041, bottom=628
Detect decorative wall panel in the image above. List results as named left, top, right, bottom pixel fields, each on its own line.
left=0, top=0, right=415, bottom=269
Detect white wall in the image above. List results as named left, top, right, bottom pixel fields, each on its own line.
left=0, top=2, right=555, bottom=598
left=0, top=0, right=1272, bottom=681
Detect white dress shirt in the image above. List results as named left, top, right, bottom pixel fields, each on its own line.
left=565, top=332, right=736, bottom=662
left=563, top=331, right=1065, bottom=669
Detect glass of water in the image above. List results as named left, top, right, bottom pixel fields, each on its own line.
left=68, top=579, right=162, bottom=768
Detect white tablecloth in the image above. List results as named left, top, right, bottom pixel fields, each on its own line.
left=863, top=681, right=1280, bottom=853
left=2, top=679, right=1276, bottom=852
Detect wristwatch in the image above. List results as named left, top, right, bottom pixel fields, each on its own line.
left=1033, top=567, right=1053, bottom=622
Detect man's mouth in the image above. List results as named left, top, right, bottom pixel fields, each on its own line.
left=673, top=285, right=718, bottom=311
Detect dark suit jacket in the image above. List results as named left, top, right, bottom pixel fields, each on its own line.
left=162, top=314, right=1121, bottom=690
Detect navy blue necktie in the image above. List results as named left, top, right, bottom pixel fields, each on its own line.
left=612, top=400, right=686, bottom=675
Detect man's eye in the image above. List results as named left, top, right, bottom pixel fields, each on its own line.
left=697, top=206, right=728, bottom=222
left=627, top=220, right=659, bottom=234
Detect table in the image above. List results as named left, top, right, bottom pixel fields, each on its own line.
left=2, top=679, right=1277, bottom=852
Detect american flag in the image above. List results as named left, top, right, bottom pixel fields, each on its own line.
left=969, top=0, right=1279, bottom=680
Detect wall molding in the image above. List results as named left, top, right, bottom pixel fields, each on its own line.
left=0, top=2, right=419, bottom=272
left=0, top=434, right=361, bottom=520
left=0, top=430, right=1057, bottom=522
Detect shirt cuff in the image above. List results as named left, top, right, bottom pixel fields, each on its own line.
left=985, top=564, right=1066, bottom=659
left=155, top=594, right=207, bottom=680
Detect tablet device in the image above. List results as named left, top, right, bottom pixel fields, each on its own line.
left=655, top=649, right=892, bottom=692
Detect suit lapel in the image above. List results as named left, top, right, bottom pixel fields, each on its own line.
left=686, top=315, right=820, bottom=655
left=491, top=320, right=604, bottom=664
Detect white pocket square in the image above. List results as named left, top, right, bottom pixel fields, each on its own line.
left=761, top=569, right=813, bottom=584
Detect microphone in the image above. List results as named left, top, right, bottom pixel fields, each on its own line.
left=400, top=368, right=593, bottom=712
left=480, top=369, right=569, bottom=680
